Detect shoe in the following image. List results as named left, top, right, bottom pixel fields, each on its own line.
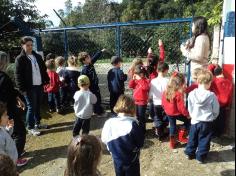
left=169, top=136, right=177, bottom=149
left=17, top=158, right=28, bottom=167
left=185, top=154, right=195, bottom=160
left=21, top=150, right=26, bottom=157
left=197, top=159, right=204, bottom=164
left=178, top=128, right=188, bottom=144
left=28, top=129, right=41, bottom=136
left=49, top=109, right=54, bottom=113
left=35, top=124, right=48, bottom=129
left=56, top=108, right=62, bottom=114
left=155, top=127, right=164, bottom=141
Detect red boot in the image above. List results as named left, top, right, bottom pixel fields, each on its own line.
left=169, top=136, right=177, bottom=149
left=178, top=128, right=188, bottom=144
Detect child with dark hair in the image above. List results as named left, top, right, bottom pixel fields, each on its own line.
left=149, top=62, right=169, bottom=140
left=64, top=56, right=80, bottom=105
left=162, top=72, right=190, bottom=149
left=185, top=69, right=219, bottom=164
left=211, top=66, right=233, bottom=137
left=102, top=95, right=144, bottom=176
left=0, top=154, right=18, bottom=176
left=65, top=135, right=102, bottom=176
left=107, top=56, right=127, bottom=116
left=45, top=53, right=56, bottom=61
left=44, top=59, right=62, bottom=113
left=78, top=49, right=106, bottom=115
left=208, top=58, right=219, bottom=74
left=129, top=65, right=150, bottom=133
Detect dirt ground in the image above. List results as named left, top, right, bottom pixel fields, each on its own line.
left=18, top=107, right=235, bottom=176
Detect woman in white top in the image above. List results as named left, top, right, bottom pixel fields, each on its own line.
left=181, top=16, right=210, bottom=73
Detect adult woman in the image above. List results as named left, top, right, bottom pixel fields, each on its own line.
left=0, top=51, right=27, bottom=166
left=181, top=16, right=210, bottom=73
left=15, top=36, right=49, bottom=136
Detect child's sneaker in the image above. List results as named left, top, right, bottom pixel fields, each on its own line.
left=185, top=154, right=195, bottom=160
left=16, top=158, right=28, bottom=167
left=35, top=124, right=48, bottom=129
left=197, top=159, right=204, bottom=164
left=28, top=129, right=41, bottom=136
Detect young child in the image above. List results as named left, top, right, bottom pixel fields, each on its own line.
left=44, top=59, right=61, bottom=113
left=162, top=72, right=190, bottom=149
left=64, top=135, right=102, bottom=176
left=78, top=49, right=105, bottom=115
left=149, top=62, right=169, bottom=140
left=0, top=154, right=18, bottom=176
left=211, top=66, right=233, bottom=137
left=45, top=53, right=56, bottom=61
left=185, top=69, right=219, bottom=164
left=64, top=56, right=80, bottom=105
left=101, top=95, right=144, bottom=176
left=0, top=102, right=18, bottom=163
left=129, top=65, right=150, bottom=133
left=107, top=56, right=127, bottom=116
left=185, top=68, right=204, bottom=94
left=73, top=75, right=97, bottom=137
left=208, top=58, right=219, bottom=74
left=127, top=58, right=143, bottom=79
left=55, top=56, right=68, bottom=108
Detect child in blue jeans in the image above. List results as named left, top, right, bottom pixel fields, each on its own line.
left=185, top=69, right=219, bottom=164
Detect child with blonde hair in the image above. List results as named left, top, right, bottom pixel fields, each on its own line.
left=185, top=69, right=219, bottom=164
left=127, top=58, right=143, bottom=79
left=162, top=72, right=190, bottom=149
left=65, top=135, right=102, bottom=176
left=102, top=95, right=144, bottom=176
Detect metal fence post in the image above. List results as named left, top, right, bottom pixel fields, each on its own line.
left=115, top=26, right=121, bottom=57
left=186, top=20, right=193, bottom=87
left=64, top=30, right=69, bottom=60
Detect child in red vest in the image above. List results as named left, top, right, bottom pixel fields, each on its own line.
left=44, top=59, right=61, bottom=113
left=129, top=65, right=150, bottom=133
left=211, top=66, right=233, bottom=137
left=162, top=72, right=190, bottom=149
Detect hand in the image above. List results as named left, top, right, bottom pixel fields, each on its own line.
left=180, top=44, right=186, bottom=53
left=148, top=47, right=152, bottom=54
left=101, top=48, right=106, bottom=52
left=7, top=119, right=14, bottom=128
left=16, top=97, right=25, bottom=110
left=132, top=74, right=137, bottom=80
left=158, top=39, right=163, bottom=46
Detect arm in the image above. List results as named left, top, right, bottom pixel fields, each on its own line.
left=130, top=121, right=145, bottom=148
left=91, top=51, right=103, bottom=64
left=187, top=94, right=193, bottom=116
left=212, top=94, right=220, bottom=119
left=107, top=70, right=112, bottom=92
left=176, top=93, right=189, bottom=117
left=128, top=79, right=136, bottom=89
left=118, top=70, right=127, bottom=82
left=90, top=92, right=97, bottom=104
left=140, top=79, right=150, bottom=91
left=159, top=43, right=165, bottom=62
left=14, top=57, right=26, bottom=93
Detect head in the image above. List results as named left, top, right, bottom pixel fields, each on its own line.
left=78, top=52, right=91, bottom=65
left=65, top=135, right=102, bottom=176
left=134, top=64, right=147, bottom=78
left=67, top=56, right=78, bottom=67
left=111, top=56, right=123, bottom=67
left=21, top=36, right=33, bottom=54
left=46, top=53, right=56, bottom=61
left=165, top=72, right=186, bottom=101
left=197, top=69, right=213, bottom=89
left=192, top=16, right=208, bottom=35
left=55, top=56, right=65, bottom=68
left=0, top=102, right=8, bottom=127
left=113, top=95, right=136, bottom=117
left=0, top=51, right=9, bottom=72
left=214, top=66, right=223, bottom=77
left=45, top=59, right=56, bottom=71
left=192, top=68, right=204, bottom=82
left=0, top=154, right=18, bottom=176
left=131, top=58, right=143, bottom=69
left=78, top=75, right=90, bottom=89
left=146, top=54, right=158, bottom=75
left=157, top=62, right=169, bottom=74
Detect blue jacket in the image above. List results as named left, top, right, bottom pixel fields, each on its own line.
left=107, top=67, right=127, bottom=94
left=81, top=51, right=102, bottom=92
left=101, top=115, right=144, bottom=164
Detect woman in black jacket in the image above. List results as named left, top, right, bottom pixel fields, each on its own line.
left=15, top=36, right=49, bottom=136
left=0, top=51, right=28, bottom=166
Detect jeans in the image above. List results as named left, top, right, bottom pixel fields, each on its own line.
left=153, top=105, right=168, bottom=128
left=59, top=87, right=68, bottom=106
left=48, top=92, right=60, bottom=110
left=114, top=159, right=140, bottom=176
left=24, top=85, right=43, bottom=129
left=213, top=107, right=226, bottom=137
left=73, top=117, right=91, bottom=137
left=149, top=101, right=155, bottom=120
left=168, top=115, right=190, bottom=136
left=185, top=122, right=214, bottom=161
left=92, top=88, right=103, bottom=115
left=136, top=105, right=147, bottom=133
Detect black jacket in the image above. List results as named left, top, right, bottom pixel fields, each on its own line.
left=15, top=50, right=49, bottom=93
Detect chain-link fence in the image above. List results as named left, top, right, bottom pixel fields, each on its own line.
left=40, top=18, right=192, bottom=105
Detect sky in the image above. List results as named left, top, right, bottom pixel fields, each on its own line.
left=35, top=0, right=122, bottom=27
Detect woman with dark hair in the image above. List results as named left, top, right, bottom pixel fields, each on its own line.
left=181, top=16, right=210, bottom=73
left=15, top=36, right=49, bottom=136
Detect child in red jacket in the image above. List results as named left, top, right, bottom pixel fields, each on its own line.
left=129, top=65, right=150, bottom=133
left=211, top=66, right=233, bottom=137
left=162, top=72, right=190, bottom=149
left=208, top=58, right=219, bottom=75
left=44, top=59, right=61, bottom=113
left=185, top=68, right=204, bottom=94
